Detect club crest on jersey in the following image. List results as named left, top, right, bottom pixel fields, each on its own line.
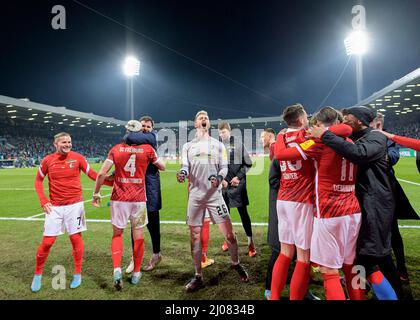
left=66, top=160, right=77, bottom=168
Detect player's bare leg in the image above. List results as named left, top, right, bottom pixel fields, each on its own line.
left=130, top=226, right=145, bottom=285
left=186, top=225, right=204, bottom=292
left=218, top=220, right=249, bottom=282
left=111, top=225, right=124, bottom=290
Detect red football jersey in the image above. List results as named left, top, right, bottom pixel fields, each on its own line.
left=107, top=143, right=159, bottom=202
left=275, top=128, right=315, bottom=204
left=35, top=151, right=97, bottom=206
left=300, top=139, right=360, bottom=218
left=274, top=132, right=360, bottom=218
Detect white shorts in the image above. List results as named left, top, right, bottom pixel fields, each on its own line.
left=44, top=202, right=87, bottom=236
left=110, top=201, right=148, bottom=229
left=310, top=213, right=362, bottom=269
left=277, top=200, right=314, bottom=250
left=187, top=194, right=231, bottom=226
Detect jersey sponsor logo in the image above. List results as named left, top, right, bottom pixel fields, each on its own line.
left=119, top=146, right=145, bottom=153
left=333, top=184, right=355, bottom=192
left=117, top=177, right=143, bottom=184
left=282, top=172, right=298, bottom=180
left=300, top=139, right=315, bottom=151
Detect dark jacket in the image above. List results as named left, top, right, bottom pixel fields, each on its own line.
left=321, top=128, right=395, bottom=258
left=268, top=158, right=281, bottom=249
left=125, top=131, right=162, bottom=212
left=387, top=140, right=419, bottom=220
left=222, top=136, right=252, bottom=208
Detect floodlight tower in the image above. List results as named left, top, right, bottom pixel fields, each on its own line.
left=123, top=56, right=140, bottom=119
left=345, top=5, right=368, bottom=104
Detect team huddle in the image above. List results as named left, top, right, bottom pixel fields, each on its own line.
left=29, top=106, right=419, bottom=300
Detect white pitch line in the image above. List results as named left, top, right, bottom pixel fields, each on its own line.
left=26, top=193, right=112, bottom=219
left=0, top=217, right=419, bottom=229
left=397, top=178, right=420, bottom=186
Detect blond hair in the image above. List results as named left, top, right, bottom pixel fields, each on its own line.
left=195, top=110, right=208, bottom=121
left=54, top=132, right=71, bottom=142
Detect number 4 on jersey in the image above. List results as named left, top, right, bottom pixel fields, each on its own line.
left=124, top=154, right=136, bottom=177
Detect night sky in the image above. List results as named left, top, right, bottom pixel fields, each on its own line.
left=0, top=0, right=419, bottom=122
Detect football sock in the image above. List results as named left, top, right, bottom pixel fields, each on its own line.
left=69, top=233, right=84, bottom=274
left=343, top=264, right=366, bottom=300
left=111, top=234, right=123, bottom=269
left=247, top=236, right=253, bottom=246
left=368, top=271, right=398, bottom=300
left=270, top=254, right=292, bottom=300
left=226, top=235, right=239, bottom=265
left=201, top=219, right=210, bottom=262
left=290, top=261, right=311, bottom=300
left=191, top=232, right=202, bottom=275
left=133, top=238, right=145, bottom=273
left=34, top=236, right=57, bottom=274
left=322, top=273, right=346, bottom=300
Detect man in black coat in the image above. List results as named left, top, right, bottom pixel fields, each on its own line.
left=124, top=116, right=163, bottom=272
left=218, top=121, right=255, bottom=257
left=311, top=106, right=398, bottom=300
left=371, top=113, right=418, bottom=286
left=260, top=128, right=280, bottom=299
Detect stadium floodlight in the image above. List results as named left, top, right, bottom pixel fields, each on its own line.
left=123, top=56, right=141, bottom=119
left=344, top=30, right=368, bottom=56
left=123, top=56, right=140, bottom=77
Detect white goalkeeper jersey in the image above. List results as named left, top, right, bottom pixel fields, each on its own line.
left=180, top=135, right=228, bottom=199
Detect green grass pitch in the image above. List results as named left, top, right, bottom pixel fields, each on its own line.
left=0, top=157, right=418, bottom=299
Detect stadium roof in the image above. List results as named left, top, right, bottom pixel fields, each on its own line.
left=0, top=95, right=125, bottom=130
left=0, top=94, right=284, bottom=131
left=353, top=67, right=420, bottom=116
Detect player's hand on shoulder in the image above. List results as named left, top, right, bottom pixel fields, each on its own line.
left=309, top=123, right=327, bottom=139
left=177, top=170, right=187, bottom=183
left=43, top=203, right=53, bottom=214
left=92, top=192, right=102, bottom=208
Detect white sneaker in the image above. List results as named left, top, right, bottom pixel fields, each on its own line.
left=125, top=257, right=134, bottom=274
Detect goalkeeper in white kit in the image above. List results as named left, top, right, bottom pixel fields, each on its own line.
left=177, top=110, right=249, bottom=293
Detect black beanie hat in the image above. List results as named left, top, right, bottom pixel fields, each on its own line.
left=346, top=106, right=377, bottom=126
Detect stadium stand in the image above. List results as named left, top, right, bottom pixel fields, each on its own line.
left=0, top=67, right=418, bottom=168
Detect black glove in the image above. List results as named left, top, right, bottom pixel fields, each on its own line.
left=208, top=174, right=224, bottom=188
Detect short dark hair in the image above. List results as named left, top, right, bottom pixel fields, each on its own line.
left=139, top=116, right=154, bottom=128
left=218, top=121, right=231, bottom=131
left=314, top=107, right=343, bottom=126
left=264, top=128, right=276, bottom=136
left=282, top=103, right=306, bottom=126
